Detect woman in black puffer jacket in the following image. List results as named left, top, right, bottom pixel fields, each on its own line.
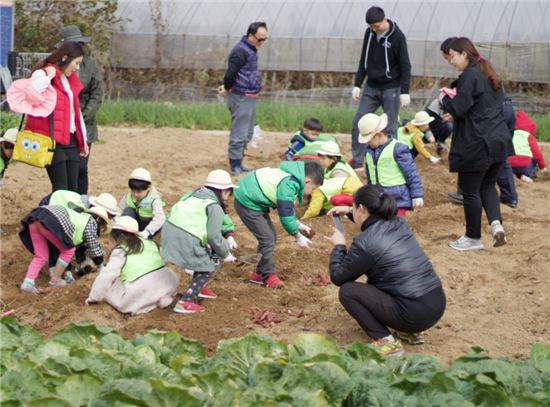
left=328, top=184, right=446, bottom=356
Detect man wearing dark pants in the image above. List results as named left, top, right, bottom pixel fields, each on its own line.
left=219, top=22, right=268, bottom=176
left=350, top=6, right=411, bottom=168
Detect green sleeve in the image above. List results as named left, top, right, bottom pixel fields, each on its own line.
left=221, top=213, right=235, bottom=234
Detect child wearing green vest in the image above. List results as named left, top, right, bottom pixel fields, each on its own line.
left=234, top=160, right=324, bottom=289
left=316, top=141, right=360, bottom=180
left=18, top=205, right=109, bottom=294
left=397, top=111, right=441, bottom=164
left=118, top=167, right=165, bottom=239
left=162, top=170, right=237, bottom=314
left=283, top=118, right=336, bottom=161
left=86, top=216, right=179, bottom=315
left=0, top=129, right=17, bottom=187
left=302, top=176, right=363, bottom=219
left=358, top=113, right=424, bottom=217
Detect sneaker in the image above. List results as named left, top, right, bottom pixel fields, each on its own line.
left=184, top=269, right=195, bottom=276
left=448, top=235, right=484, bottom=251
left=173, top=300, right=206, bottom=314
left=447, top=192, right=464, bottom=205
left=231, top=166, right=244, bottom=177
left=63, top=270, right=75, bottom=284
left=369, top=339, right=405, bottom=357
left=249, top=272, right=264, bottom=285
left=490, top=221, right=507, bottom=247
left=198, top=285, right=218, bottom=299
left=48, top=279, right=67, bottom=288
left=500, top=199, right=517, bottom=209
left=520, top=174, right=534, bottom=184
left=395, top=331, right=425, bottom=345
left=20, top=281, right=41, bottom=295
left=264, top=274, right=285, bottom=289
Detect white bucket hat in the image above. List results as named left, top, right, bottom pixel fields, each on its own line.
left=317, top=141, right=342, bottom=157
left=111, top=216, right=139, bottom=234
left=85, top=206, right=109, bottom=224
left=129, top=168, right=152, bottom=183
left=204, top=169, right=236, bottom=190
left=89, top=193, right=120, bottom=216
left=411, top=111, right=435, bottom=127
left=0, top=128, right=18, bottom=144
left=358, top=113, right=388, bottom=144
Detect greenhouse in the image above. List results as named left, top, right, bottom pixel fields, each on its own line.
left=113, top=0, right=550, bottom=83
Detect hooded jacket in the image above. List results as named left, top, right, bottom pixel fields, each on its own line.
left=234, top=161, right=305, bottom=235
left=508, top=111, right=546, bottom=170
left=354, top=20, right=411, bottom=93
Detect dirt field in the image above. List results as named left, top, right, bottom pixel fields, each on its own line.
left=1, top=127, right=549, bottom=364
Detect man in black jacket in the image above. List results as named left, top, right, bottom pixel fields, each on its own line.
left=350, top=6, right=411, bottom=168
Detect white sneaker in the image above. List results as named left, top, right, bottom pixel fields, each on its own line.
left=520, top=175, right=534, bottom=183
left=448, top=235, right=484, bottom=251
left=184, top=269, right=195, bottom=276
left=490, top=221, right=507, bottom=247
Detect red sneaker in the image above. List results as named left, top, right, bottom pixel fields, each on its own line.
left=173, top=300, right=205, bottom=314
left=249, top=272, right=264, bottom=285
left=198, top=285, right=217, bottom=299
left=264, top=274, right=285, bottom=289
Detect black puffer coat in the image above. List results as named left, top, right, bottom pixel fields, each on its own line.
left=329, top=215, right=442, bottom=299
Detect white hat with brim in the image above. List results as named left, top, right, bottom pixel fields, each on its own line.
left=111, top=216, right=139, bottom=234
left=85, top=206, right=110, bottom=224
left=129, top=168, right=152, bottom=183
left=411, top=111, right=435, bottom=127
left=358, top=113, right=388, bottom=144
left=316, top=141, right=342, bottom=157
left=0, top=128, right=18, bottom=144
left=89, top=193, right=120, bottom=216
left=204, top=169, right=237, bottom=189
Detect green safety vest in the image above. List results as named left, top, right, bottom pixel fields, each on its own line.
left=119, top=239, right=165, bottom=283
left=397, top=127, right=414, bottom=150
left=512, top=129, right=532, bottom=158
left=167, top=193, right=217, bottom=245
left=49, top=190, right=85, bottom=210
left=256, top=167, right=292, bottom=206
left=365, top=139, right=407, bottom=187
left=66, top=207, right=92, bottom=246
left=325, top=161, right=359, bottom=180
left=318, top=177, right=346, bottom=210
left=125, top=192, right=165, bottom=219
left=293, top=132, right=336, bottom=157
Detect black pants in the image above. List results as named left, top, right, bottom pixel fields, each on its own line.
left=77, top=143, right=92, bottom=195
left=121, top=207, right=152, bottom=233
left=458, top=162, right=503, bottom=239
left=339, top=283, right=446, bottom=339
left=46, top=137, right=80, bottom=192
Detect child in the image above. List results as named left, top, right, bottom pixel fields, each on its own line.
left=397, top=111, right=441, bottom=164
left=86, top=216, right=179, bottom=315
left=283, top=118, right=336, bottom=161
left=316, top=141, right=360, bottom=179
left=302, top=176, right=362, bottom=219
left=161, top=170, right=236, bottom=314
left=18, top=205, right=108, bottom=294
left=358, top=113, right=424, bottom=217
left=118, top=168, right=165, bottom=239
left=234, top=160, right=324, bottom=288
left=0, top=128, right=17, bottom=186
left=508, top=111, right=547, bottom=183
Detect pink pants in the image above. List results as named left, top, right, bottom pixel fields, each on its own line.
left=25, top=222, right=75, bottom=280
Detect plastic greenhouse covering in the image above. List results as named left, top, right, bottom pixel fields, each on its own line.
left=113, top=0, right=550, bottom=83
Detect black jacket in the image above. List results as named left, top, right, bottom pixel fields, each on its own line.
left=354, top=20, right=411, bottom=93
left=329, top=215, right=441, bottom=299
left=442, top=64, right=514, bottom=173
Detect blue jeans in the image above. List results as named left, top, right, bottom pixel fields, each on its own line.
left=497, top=160, right=518, bottom=204
left=512, top=159, right=537, bottom=179
left=351, top=85, right=400, bottom=167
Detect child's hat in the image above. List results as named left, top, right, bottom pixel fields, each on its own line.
left=85, top=206, right=110, bottom=224
left=129, top=168, right=152, bottom=183
left=0, top=128, right=18, bottom=144
left=89, top=193, right=120, bottom=216
left=204, top=169, right=236, bottom=190
left=111, top=216, right=139, bottom=234
left=317, top=141, right=342, bottom=157
left=411, top=111, right=435, bottom=127
left=358, top=113, right=388, bottom=144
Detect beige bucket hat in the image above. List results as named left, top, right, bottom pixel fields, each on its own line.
left=204, top=169, right=236, bottom=189
left=111, top=216, right=139, bottom=234
left=89, top=193, right=120, bottom=216
left=411, top=111, right=435, bottom=127
left=358, top=113, right=388, bottom=144
left=129, top=168, right=152, bottom=183
left=85, top=206, right=109, bottom=224
left=317, top=141, right=342, bottom=157
left=0, top=128, right=18, bottom=144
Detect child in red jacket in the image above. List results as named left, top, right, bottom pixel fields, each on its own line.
left=508, top=111, right=547, bottom=183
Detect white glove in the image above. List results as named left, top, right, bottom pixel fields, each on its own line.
left=352, top=86, right=361, bottom=101
left=412, top=198, right=424, bottom=208
left=295, top=234, right=312, bottom=248
left=297, top=222, right=311, bottom=236
left=429, top=156, right=441, bottom=165
left=223, top=253, right=237, bottom=263
left=227, top=236, right=238, bottom=250
left=541, top=167, right=547, bottom=173
left=138, top=230, right=150, bottom=239
left=217, top=85, right=227, bottom=97
left=400, top=94, right=411, bottom=107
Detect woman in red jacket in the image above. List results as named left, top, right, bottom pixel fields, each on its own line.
left=25, top=42, right=88, bottom=192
